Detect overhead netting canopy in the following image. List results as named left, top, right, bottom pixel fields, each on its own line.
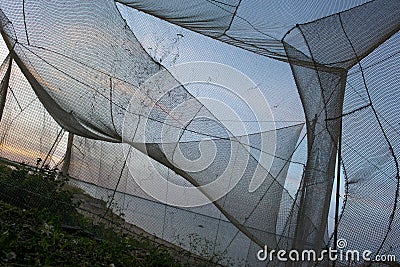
left=116, top=0, right=371, bottom=61
left=0, top=0, right=399, bottom=265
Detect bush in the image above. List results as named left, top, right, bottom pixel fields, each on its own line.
left=0, top=163, right=182, bottom=266
left=0, top=164, right=77, bottom=223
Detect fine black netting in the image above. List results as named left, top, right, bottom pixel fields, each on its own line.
left=282, top=0, right=399, bottom=256
left=0, top=0, right=306, bottom=253
left=0, top=54, right=65, bottom=167
left=330, top=30, right=400, bottom=266
left=116, top=0, right=370, bottom=61
left=0, top=0, right=399, bottom=266
left=68, top=123, right=305, bottom=263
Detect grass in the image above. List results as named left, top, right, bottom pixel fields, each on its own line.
left=0, top=163, right=183, bottom=266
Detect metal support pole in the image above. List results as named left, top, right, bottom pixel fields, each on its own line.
left=61, top=132, right=74, bottom=176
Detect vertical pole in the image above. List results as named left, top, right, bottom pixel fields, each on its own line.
left=0, top=54, right=12, bottom=122
left=41, top=128, right=64, bottom=169
left=333, top=122, right=342, bottom=267
left=61, top=132, right=74, bottom=176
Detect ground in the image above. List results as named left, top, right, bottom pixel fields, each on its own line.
left=0, top=162, right=220, bottom=266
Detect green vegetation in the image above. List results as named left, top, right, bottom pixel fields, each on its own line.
left=0, top=163, right=182, bottom=266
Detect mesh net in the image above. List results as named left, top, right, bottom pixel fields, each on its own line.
left=0, top=0, right=399, bottom=265
left=0, top=54, right=65, bottom=168
left=282, top=0, right=400, bottom=258
left=116, top=0, right=371, bottom=61
left=68, top=123, right=304, bottom=263
left=330, top=31, right=400, bottom=266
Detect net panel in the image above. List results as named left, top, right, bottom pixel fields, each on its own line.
left=69, top=123, right=305, bottom=263
left=283, top=0, right=400, bottom=257
left=331, top=31, right=400, bottom=265
left=0, top=0, right=309, bottom=252
left=116, top=0, right=369, bottom=61
left=0, top=55, right=64, bottom=167
left=0, top=0, right=398, bottom=265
